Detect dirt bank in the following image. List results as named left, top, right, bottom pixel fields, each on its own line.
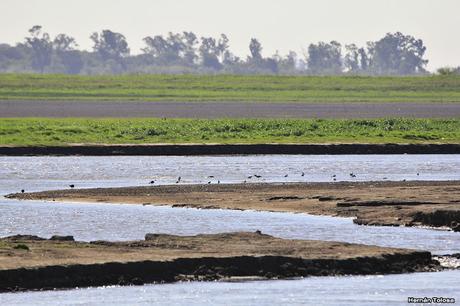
left=1, top=143, right=460, bottom=156
left=0, top=233, right=438, bottom=292
left=8, top=181, right=460, bottom=231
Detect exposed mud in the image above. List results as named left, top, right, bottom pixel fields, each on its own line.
left=1, top=143, right=459, bottom=156
left=0, top=233, right=439, bottom=293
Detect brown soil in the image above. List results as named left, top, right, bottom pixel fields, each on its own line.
left=0, top=232, right=418, bottom=270
left=8, top=181, right=460, bottom=231
left=0, top=233, right=438, bottom=292
left=1, top=144, right=459, bottom=156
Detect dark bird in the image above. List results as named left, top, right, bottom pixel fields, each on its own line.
left=417, top=173, right=420, bottom=176
left=218, top=180, right=221, bottom=184
left=208, top=176, right=215, bottom=178
left=247, top=176, right=253, bottom=179
left=333, top=178, right=337, bottom=181
left=301, top=172, right=305, bottom=177
left=254, top=174, right=262, bottom=178
left=69, top=184, right=75, bottom=189
left=284, top=174, right=288, bottom=178
left=21, top=189, right=25, bottom=193
left=332, top=174, right=336, bottom=178
left=349, top=173, right=356, bottom=178
left=208, top=181, right=211, bottom=184
left=149, top=181, right=155, bottom=184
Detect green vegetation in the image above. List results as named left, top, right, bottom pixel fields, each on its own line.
left=1, top=118, right=458, bottom=146
left=13, top=244, right=30, bottom=251
left=0, top=74, right=460, bottom=102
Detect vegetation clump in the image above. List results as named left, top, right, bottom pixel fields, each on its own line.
left=13, top=244, right=29, bottom=251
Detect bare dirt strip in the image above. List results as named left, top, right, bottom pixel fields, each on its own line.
left=0, top=233, right=438, bottom=292
left=1, top=100, right=459, bottom=118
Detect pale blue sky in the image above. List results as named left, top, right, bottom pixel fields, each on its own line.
left=1, top=0, right=459, bottom=70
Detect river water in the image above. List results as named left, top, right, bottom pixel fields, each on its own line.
left=0, top=155, right=459, bottom=305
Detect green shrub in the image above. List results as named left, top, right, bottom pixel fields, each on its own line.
left=13, top=244, right=29, bottom=250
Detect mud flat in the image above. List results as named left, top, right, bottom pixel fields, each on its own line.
left=1, top=143, right=460, bottom=156
left=0, top=232, right=439, bottom=292
left=8, top=181, right=460, bottom=232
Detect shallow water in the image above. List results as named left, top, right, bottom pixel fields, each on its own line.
left=1, top=155, right=459, bottom=194
left=1, top=200, right=459, bottom=254
left=0, top=155, right=459, bottom=305
left=2, top=271, right=459, bottom=306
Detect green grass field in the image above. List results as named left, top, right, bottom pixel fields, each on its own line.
left=1, top=74, right=460, bottom=102
left=1, top=118, right=458, bottom=146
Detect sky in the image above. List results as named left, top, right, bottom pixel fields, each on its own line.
left=0, top=0, right=459, bottom=71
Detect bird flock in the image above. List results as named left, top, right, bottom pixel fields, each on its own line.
left=18, top=171, right=422, bottom=194
left=142, top=171, right=421, bottom=186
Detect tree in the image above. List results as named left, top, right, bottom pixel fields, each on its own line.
left=198, top=34, right=230, bottom=70
left=344, top=44, right=369, bottom=73
left=307, top=41, right=343, bottom=74
left=358, top=48, right=369, bottom=72
left=142, top=32, right=198, bottom=66
left=25, top=25, right=53, bottom=73
left=52, top=34, right=83, bottom=74
left=344, top=44, right=359, bottom=72
left=182, top=32, right=199, bottom=65
left=275, top=51, right=298, bottom=74
left=53, top=34, right=78, bottom=52
left=199, top=37, right=221, bottom=70
left=246, top=39, right=278, bottom=73
left=367, top=32, right=428, bottom=75
left=437, top=67, right=460, bottom=76
left=90, top=30, right=130, bottom=61
left=249, top=38, right=262, bottom=61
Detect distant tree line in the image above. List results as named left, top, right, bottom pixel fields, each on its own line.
left=0, top=26, right=457, bottom=75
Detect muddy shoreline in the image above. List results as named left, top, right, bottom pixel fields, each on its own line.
left=1, top=143, right=460, bottom=156
left=0, top=233, right=439, bottom=293
left=9, top=181, right=460, bottom=232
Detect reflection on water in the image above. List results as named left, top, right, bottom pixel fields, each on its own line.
left=0, top=155, right=459, bottom=305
